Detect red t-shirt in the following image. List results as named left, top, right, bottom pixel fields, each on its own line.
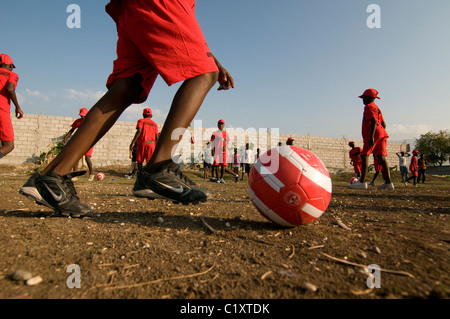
left=211, top=130, right=229, bottom=154
left=137, top=117, right=158, bottom=144
left=362, top=102, right=389, bottom=142
left=349, top=147, right=362, bottom=164
left=71, top=118, right=84, bottom=129
left=0, top=69, right=19, bottom=113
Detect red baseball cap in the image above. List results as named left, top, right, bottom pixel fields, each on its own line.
left=143, top=108, right=152, bottom=116
left=287, top=137, right=294, bottom=142
left=218, top=119, right=225, bottom=124
left=348, top=141, right=355, bottom=146
left=359, top=88, right=380, bottom=99
left=79, top=108, right=88, bottom=117
left=0, top=54, right=16, bottom=68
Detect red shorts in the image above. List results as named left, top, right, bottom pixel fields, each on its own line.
left=213, top=153, right=228, bottom=166
left=362, top=137, right=387, bottom=157
left=0, top=112, right=14, bottom=141
left=85, top=147, right=94, bottom=157
left=353, top=163, right=361, bottom=175
left=106, top=0, right=219, bottom=104
left=137, top=141, right=156, bottom=164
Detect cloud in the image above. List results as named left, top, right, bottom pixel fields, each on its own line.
left=389, top=124, right=432, bottom=140
left=120, top=104, right=167, bottom=125
left=25, top=89, right=50, bottom=101
left=63, top=89, right=106, bottom=102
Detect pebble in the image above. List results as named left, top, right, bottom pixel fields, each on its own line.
left=374, top=246, right=382, bottom=254
left=157, top=217, right=164, bottom=224
left=11, top=270, right=32, bottom=281
left=303, top=282, right=318, bottom=292
left=26, top=276, right=43, bottom=286
left=225, top=222, right=231, bottom=228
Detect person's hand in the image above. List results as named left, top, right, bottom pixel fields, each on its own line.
left=15, top=107, right=23, bottom=119
left=217, top=65, right=234, bottom=91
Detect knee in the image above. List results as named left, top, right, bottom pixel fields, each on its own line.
left=109, top=75, right=143, bottom=105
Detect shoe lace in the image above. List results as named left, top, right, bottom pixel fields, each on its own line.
left=166, top=162, right=195, bottom=186
left=63, top=176, right=80, bottom=200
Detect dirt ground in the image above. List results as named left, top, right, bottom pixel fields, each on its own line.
left=0, top=163, right=449, bottom=303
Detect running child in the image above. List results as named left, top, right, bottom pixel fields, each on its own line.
left=407, top=150, right=419, bottom=186
left=348, top=88, right=394, bottom=190
left=0, top=54, right=23, bottom=159
left=20, top=0, right=234, bottom=217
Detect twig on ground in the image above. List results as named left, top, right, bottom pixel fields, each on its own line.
left=200, top=216, right=218, bottom=234
left=288, top=245, right=295, bottom=259
left=321, top=253, right=414, bottom=278
left=103, top=263, right=217, bottom=291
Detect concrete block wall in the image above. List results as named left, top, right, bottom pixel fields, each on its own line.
left=4, top=114, right=405, bottom=172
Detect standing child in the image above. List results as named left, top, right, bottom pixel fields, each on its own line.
left=211, top=119, right=239, bottom=183
left=396, top=151, right=410, bottom=184
left=20, top=0, right=234, bottom=217
left=241, top=143, right=253, bottom=181
left=0, top=54, right=23, bottom=159
left=62, top=108, right=95, bottom=181
left=233, top=148, right=240, bottom=182
left=130, top=108, right=159, bottom=172
left=348, top=88, right=394, bottom=190
left=348, top=141, right=362, bottom=178
left=418, top=153, right=427, bottom=184
left=407, top=150, right=419, bottom=186
left=203, top=141, right=214, bottom=181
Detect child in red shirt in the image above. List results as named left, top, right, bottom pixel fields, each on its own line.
left=63, top=108, right=95, bottom=181
left=130, top=108, right=159, bottom=171
left=0, top=54, right=23, bottom=159
left=407, top=150, right=419, bottom=186
left=348, top=141, right=362, bottom=177
left=349, top=89, right=394, bottom=190
left=211, top=119, right=239, bottom=183
left=20, top=0, right=234, bottom=217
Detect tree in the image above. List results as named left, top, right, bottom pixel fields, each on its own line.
left=414, top=130, right=450, bottom=166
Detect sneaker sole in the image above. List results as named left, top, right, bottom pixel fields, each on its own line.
left=133, top=189, right=207, bottom=205
left=19, top=187, right=53, bottom=209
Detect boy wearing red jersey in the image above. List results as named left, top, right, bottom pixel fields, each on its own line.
left=20, top=0, right=234, bottom=217
left=348, top=141, right=362, bottom=178
left=130, top=108, right=159, bottom=171
left=211, top=119, right=239, bottom=183
left=0, top=54, right=23, bottom=159
left=349, top=89, right=394, bottom=190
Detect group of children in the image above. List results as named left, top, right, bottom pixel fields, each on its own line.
left=0, top=1, right=426, bottom=219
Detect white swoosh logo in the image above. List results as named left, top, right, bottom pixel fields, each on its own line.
left=155, top=181, right=185, bottom=194
left=43, top=184, right=63, bottom=202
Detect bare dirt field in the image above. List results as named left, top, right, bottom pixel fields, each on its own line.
left=0, top=163, right=449, bottom=306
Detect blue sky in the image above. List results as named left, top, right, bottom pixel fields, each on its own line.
left=2, top=0, right=449, bottom=143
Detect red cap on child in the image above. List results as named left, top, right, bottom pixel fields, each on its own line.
left=143, top=108, right=152, bottom=116
left=0, top=54, right=16, bottom=68
left=359, top=88, right=380, bottom=99
left=79, top=108, right=88, bottom=117
left=218, top=119, right=225, bottom=124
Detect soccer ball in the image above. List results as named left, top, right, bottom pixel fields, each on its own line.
left=96, top=172, right=105, bottom=181
left=349, top=177, right=359, bottom=184
left=190, top=136, right=196, bottom=144
left=248, top=146, right=332, bottom=227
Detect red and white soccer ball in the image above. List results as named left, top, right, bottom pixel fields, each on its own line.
left=248, top=146, right=332, bottom=227
left=349, top=177, right=359, bottom=184
left=96, top=172, right=105, bottom=181
left=190, top=136, right=196, bottom=144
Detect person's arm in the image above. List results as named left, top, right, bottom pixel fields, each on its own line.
left=62, top=128, right=76, bottom=145
left=369, top=118, right=377, bottom=146
left=6, top=82, right=23, bottom=119
left=130, top=128, right=142, bottom=151
left=211, top=54, right=234, bottom=91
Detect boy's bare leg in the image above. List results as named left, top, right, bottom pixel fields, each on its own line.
left=145, top=72, right=218, bottom=172
left=41, top=76, right=142, bottom=176
left=0, top=141, right=14, bottom=158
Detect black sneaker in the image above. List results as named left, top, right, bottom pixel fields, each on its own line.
left=31, top=171, right=93, bottom=217
left=133, top=161, right=211, bottom=205
left=19, top=172, right=52, bottom=208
